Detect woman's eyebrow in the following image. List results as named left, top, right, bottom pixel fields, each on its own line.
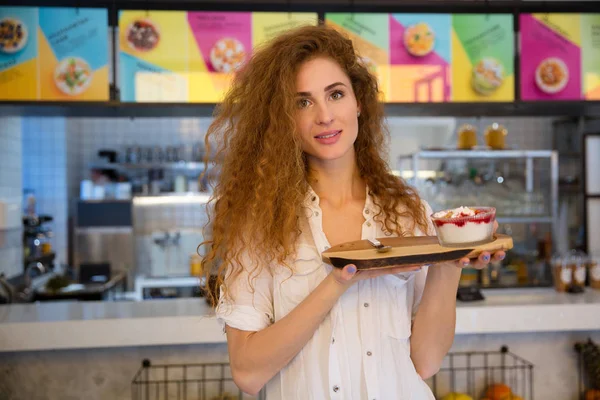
left=296, top=82, right=347, bottom=97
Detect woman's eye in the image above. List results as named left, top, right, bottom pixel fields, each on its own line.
left=297, top=98, right=311, bottom=109
left=331, top=90, right=344, bottom=100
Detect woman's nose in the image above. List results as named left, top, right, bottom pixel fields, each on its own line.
left=315, top=102, right=334, bottom=125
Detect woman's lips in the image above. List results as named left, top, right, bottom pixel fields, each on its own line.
left=314, top=130, right=342, bottom=145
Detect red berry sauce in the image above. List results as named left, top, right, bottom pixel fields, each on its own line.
left=433, top=209, right=494, bottom=227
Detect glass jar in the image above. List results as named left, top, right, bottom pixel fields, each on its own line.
left=189, top=254, right=203, bottom=277
left=589, top=257, right=600, bottom=289
left=565, top=250, right=587, bottom=291
left=551, top=253, right=571, bottom=292
left=484, top=123, right=507, bottom=150
left=457, top=124, right=478, bottom=150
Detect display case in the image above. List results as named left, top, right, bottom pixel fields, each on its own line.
left=398, top=149, right=558, bottom=289
left=584, top=134, right=600, bottom=259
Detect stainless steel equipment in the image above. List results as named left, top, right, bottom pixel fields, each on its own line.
left=73, top=200, right=135, bottom=290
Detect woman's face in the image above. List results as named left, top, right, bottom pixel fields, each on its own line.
left=294, top=57, right=360, bottom=163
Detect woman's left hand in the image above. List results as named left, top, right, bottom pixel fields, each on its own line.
left=456, top=220, right=505, bottom=269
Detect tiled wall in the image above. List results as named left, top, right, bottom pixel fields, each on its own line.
left=0, top=117, right=23, bottom=278
left=21, top=117, right=69, bottom=266
left=67, top=117, right=211, bottom=275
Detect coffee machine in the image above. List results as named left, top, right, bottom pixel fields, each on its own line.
left=22, top=214, right=56, bottom=273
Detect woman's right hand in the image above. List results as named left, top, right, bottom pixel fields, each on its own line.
left=329, top=263, right=423, bottom=288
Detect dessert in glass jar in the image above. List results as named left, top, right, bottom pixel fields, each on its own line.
left=430, top=206, right=496, bottom=247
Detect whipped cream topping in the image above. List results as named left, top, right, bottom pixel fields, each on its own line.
left=433, top=206, right=475, bottom=219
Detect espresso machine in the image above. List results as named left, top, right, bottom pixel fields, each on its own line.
left=22, top=214, right=56, bottom=273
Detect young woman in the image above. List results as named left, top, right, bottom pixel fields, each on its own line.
left=201, top=24, right=505, bottom=399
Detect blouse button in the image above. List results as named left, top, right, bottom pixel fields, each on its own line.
left=332, top=337, right=335, bottom=344
left=365, top=209, right=370, bottom=214
left=315, top=211, right=319, bottom=217
left=384, top=231, right=391, bottom=236
left=333, top=385, right=340, bottom=392
left=312, top=196, right=316, bottom=202
left=364, top=302, right=369, bottom=308
left=366, top=222, right=371, bottom=227
left=367, top=351, right=372, bottom=356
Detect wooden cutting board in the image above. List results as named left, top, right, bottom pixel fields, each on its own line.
left=322, top=234, right=513, bottom=270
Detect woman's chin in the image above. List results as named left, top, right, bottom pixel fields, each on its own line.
left=306, top=147, right=354, bottom=163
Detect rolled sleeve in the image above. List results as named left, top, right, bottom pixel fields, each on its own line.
left=215, top=254, right=274, bottom=333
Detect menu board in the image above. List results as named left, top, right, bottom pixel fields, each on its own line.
left=451, top=14, right=514, bottom=102
left=389, top=14, right=451, bottom=102
left=521, top=13, right=600, bottom=100
left=0, top=7, right=39, bottom=100
left=39, top=7, right=109, bottom=100
left=119, top=11, right=317, bottom=103
left=119, top=11, right=190, bottom=103
left=325, top=13, right=390, bottom=102
left=326, top=13, right=513, bottom=103
left=0, top=6, right=108, bottom=101
left=582, top=15, right=600, bottom=100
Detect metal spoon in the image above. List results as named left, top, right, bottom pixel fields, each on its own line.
left=368, top=238, right=392, bottom=253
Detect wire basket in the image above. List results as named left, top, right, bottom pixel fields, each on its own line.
left=576, top=338, right=600, bottom=400
left=425, top=346, right=534, bottom=399
left=132, top=346, right=533, bottom=400
left=131, top=359, right=265, bottom=400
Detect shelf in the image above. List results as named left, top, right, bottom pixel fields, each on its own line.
left=496, top=216, right=553, bottom=224
left=403, top=150, right=556, bottom=160
left=90, top=162, right=208, bottom=172
left=4, top=101, right=600, bottom=118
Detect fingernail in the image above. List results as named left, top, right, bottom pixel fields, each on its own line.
left=348, top=265, right=356, bottom=274
left=483, top=255, right=490, bottom=262
left=462, top=261, right=470, bottom=266
left=498, top=254, right=505, bottom=260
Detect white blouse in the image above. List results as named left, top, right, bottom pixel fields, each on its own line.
left=216, top=186, right=436, bottom=400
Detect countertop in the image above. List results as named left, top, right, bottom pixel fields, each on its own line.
left=1, top=288, right=600, bottom=352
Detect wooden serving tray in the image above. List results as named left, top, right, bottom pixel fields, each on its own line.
left=322, top=234, right=513, bottom=270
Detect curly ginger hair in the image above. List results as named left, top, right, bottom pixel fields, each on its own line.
left=201, top=24, right=429, bottom=305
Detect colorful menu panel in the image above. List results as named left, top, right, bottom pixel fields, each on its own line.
left=0, top=6, right=108, bottom=101
left=0, top=7, right=39, bottom=100
left=520, top=14, right=581, bottom=100
left=582, top=15, right=600, bottom=100
left=119, top=11, right=190, bottom=103
left=452, top=14, right=514, bottom=102
left=120, top=11, right=317, bottom=103
left=187, top=12, right=250, bottom=103
left=389, top=14, right=451, bottom=102
left=39, top=7, right=109, bottom=101
left=252, top=12, right=319, bottom=48
left=325, top=13, right=390, bottom=102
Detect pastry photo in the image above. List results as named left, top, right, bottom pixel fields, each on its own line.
left=0, top=17, right=28, bottom=54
